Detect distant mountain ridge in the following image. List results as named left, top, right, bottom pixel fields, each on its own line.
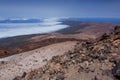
left=61, top=18, right=120, bottom=24
left=1, top=18, right=120, bottom=24
left=0, top=19, right=41, bottom=23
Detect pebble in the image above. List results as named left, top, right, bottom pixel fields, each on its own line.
left=89, top=66, right=95, bottom=72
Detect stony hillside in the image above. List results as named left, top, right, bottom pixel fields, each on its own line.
left=0, top=41, right=77, bottom=80
left=14, top=26, right=120, bottom=80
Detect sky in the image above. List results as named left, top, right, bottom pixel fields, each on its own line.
left=0, top=0, right=120, bottom=19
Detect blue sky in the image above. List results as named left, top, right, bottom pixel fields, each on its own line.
left=0, top=0, right=120, bottom=18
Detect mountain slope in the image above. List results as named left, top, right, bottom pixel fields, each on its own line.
left=0, top=41, right=77, bottom=80
left=14, top=26, right=120, bottom=80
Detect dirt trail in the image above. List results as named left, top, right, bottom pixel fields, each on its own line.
left=0, top=41, right=77, bottom=80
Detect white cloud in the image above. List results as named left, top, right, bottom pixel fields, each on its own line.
left=0, top=18, right=69, bottom=38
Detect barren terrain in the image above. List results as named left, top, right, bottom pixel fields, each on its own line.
left=0, top=21, right=119, bottom=80
left=0, top=41, right=77, bottom=80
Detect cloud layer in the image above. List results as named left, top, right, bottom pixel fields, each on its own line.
left=0, top=18, right=68, bottom=38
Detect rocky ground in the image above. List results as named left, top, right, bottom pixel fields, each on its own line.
left=0, top=41, right=77, bottom=80
left=12, top=26, right=120, bottom=80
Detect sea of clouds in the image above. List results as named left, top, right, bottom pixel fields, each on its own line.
left=0, top=18, right=68, bottom=38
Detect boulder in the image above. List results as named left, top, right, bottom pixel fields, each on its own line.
left=112, top=61, right=120, bottom=79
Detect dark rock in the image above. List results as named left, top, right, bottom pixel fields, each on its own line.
left=112, top=61, right=120, bottom=79
left=89, top=66, right=95, bottom=72
left=80, top=63, right=86, bottom=69
left=0, top=61, right=5, bottom=64
left=99, top=33, right=110, bottom=41
left=55, top=75, right=65, bottom=80
left=92, top=76, right=98, bottom=80
left=22, top=72, right=27, bottom=78
left=114, top=26, right=120, bottom=35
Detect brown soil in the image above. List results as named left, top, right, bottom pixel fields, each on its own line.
left=0, top=38, right=81, bottom=58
